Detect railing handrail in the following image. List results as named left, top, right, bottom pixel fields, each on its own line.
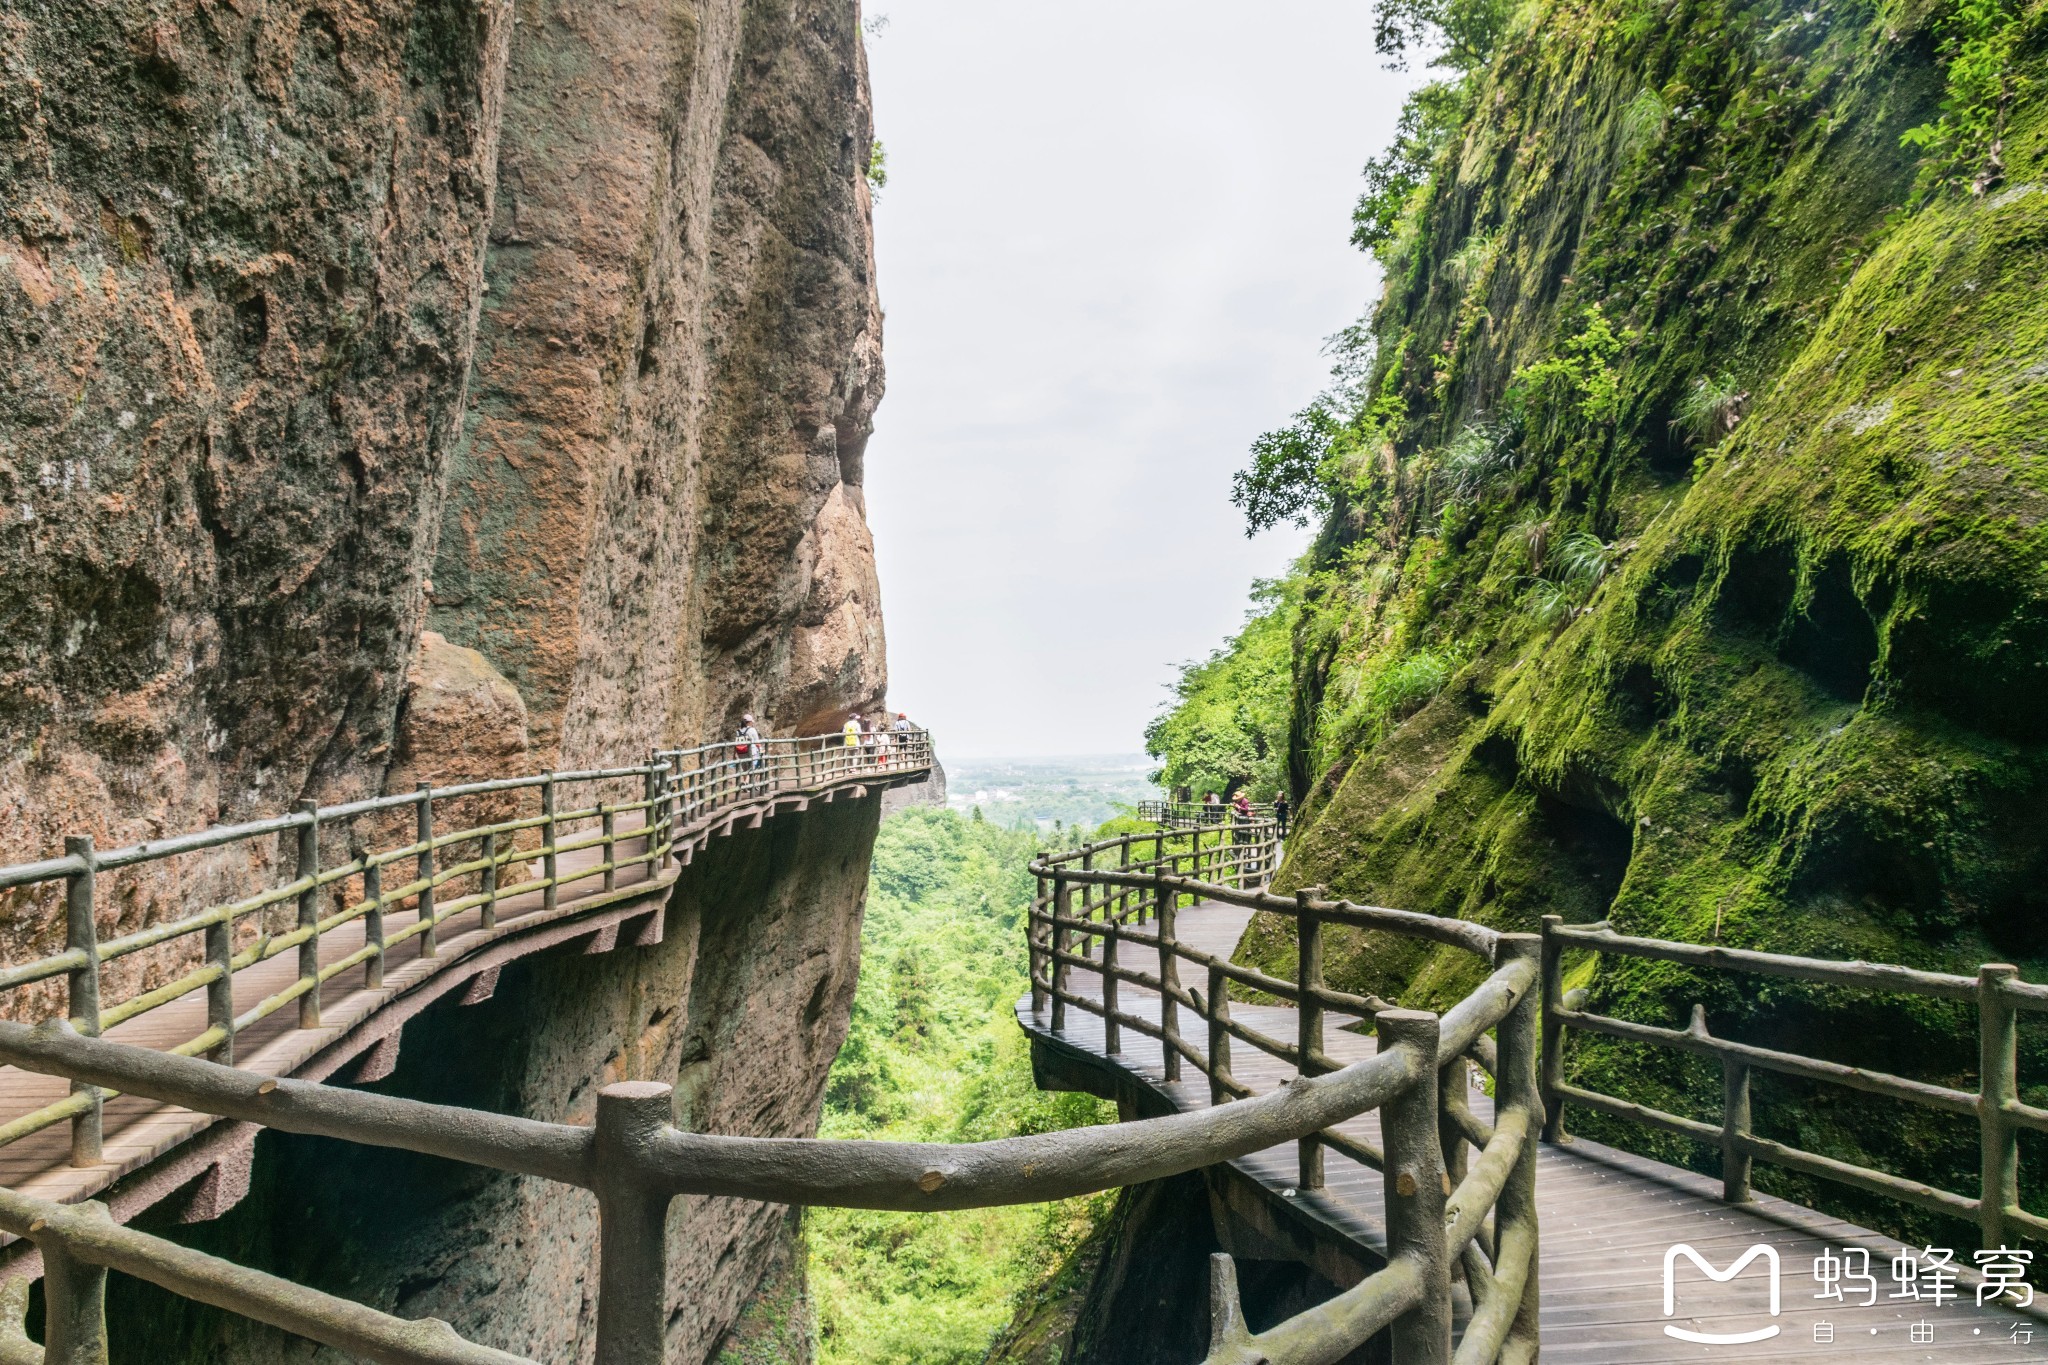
left=0, top=770, right=1537, bottom=1365
left=1537, top=913, right=2047, bottom=1253
left=1023, top=825, right=1540, bottom=1365
left=0, top=729, right=932, bottom=1174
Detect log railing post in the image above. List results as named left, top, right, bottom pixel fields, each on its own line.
left=1296, top=889, right=1326, bottom=1190
left=1030, top=872, right=1049, bottom=1014
left=1102, top=918, right=1121, bottom=1054
left=1980, top=963, right=2020, bottom=1251
left=1050, top=871, right=1070, bottom=1032
left=480, top=829, right=498, bottom=933
left=541, top=774, right=559, bottom=914
left=1207, top=961, right=1232, bottom=1106
left=602, top=804, right=617, bottom=893
left=1539, top=914, right=1566, bottom=1143
left=591, top=1082, right=677, bottom=1365
left=63, top=836, right=102, bottom=1167
left=1495, top=934, right=1544, bottom=1359
left=643, top=759, right=661, bottom=872
left=1719, top=1036, right=1753, bottom=1204
left=39, top=1204, right=111, bottom=1365
left=295, top=801, right=321, bottom=1028
left=1157, top=879, right=1181, bottom=1083
left=416, top=784, right=437, bottom=957
left=1078, top=848, right=1094, bottom=962
left=362, top=854, right=385, bottom=990
left=1379, top=1009, right=1450, bottom=1365
left=205, top=908, right=235, bottom=1065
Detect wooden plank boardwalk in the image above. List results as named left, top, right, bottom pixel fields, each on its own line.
left=1018, top=902, right=2048, bottom=1362
left=0, top=773, right=890, bottom=1248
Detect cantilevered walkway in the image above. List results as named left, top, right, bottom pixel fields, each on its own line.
left=1022, top=828, right=2048, bottom=1363
left=0, top=733, right=933, bottom=1247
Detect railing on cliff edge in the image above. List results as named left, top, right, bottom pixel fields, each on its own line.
left=1027, top=826, right=1542, bottom=1365
left=1537, top=914, right=2048, bottom=1254
left=0, top=786, right=1543, bottom=1365
left=0, top=729, right=932, bottom=1168
left=1137, top=799, right=1278, bottom=828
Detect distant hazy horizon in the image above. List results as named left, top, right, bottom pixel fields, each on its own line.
left=860, top=4, right=1426, bottom=758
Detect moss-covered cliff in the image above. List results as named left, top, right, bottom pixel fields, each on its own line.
left=1189, top=0, right=2048, bottom=1241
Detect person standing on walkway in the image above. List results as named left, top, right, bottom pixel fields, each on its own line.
left=1273, top=794, right=1290, bottom=838
left=735, top=714, right=764, bottom=792
left=842, top=713, right=862, bottom=774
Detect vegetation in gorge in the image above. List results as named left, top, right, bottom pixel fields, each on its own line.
left=1152, top=0, right=2048, bottom=1246
left=806, top=808, right=1114, bottom=1365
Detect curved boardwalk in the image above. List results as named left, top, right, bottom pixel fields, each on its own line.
left=0, top=760, right=916, bottom=1255
left=1019, top=901, right=2048, bottom=1363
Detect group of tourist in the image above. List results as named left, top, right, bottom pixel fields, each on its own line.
left=1197, top=789, right=1290, bottom=837
left=726, top=709, right=920, bottom=784
left=840, top=710, right=917, bottom=767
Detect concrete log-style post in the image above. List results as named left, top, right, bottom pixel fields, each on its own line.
left=602, top=805, right=617, bottom=893
left=1378, top=1010, right=1450, bottom=1365
left=296, top=801, right=321, bottom=1028
left=204, top=912, right=235, bottom=1065
left=1720, top=1050, right=1753, bottom=1204
left=1538, top=915, right=1566, bottom=1143
left=541, top=775, right=559, bottom=914
left=1050, top=872, right=1070, bottom=1033
left=643, top=760, right=661, bottom=871
left=1494, top=934, right=1544, bottom=1360
left=1296, top=891, right=1325, bottom=1190
left=1078, top=848, right=1094, bottom=963
left=1102, top=919, right=1121, bottom=1055
left=64, top=836, right=101, bottom=1168
left=1208, top=962, right=1233, bottom=1107
left=1030, top=873, right=1049, bottom=1014
left=1979, top=963, right=2020, bottom=1252
left=362, top=856, right=386, bottom=990
left=1157, top=880, right=1181, bottom=1083
left=592, top=1082, right=677, bottom=1365
left=416, top=785, right=437, bottom=957
left=39, top=1202, right=110, bottom=1365
left=480, top=830, right=498, bottom=933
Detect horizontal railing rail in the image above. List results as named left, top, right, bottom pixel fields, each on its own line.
left=0, top=729, right=930, bottom=1173
left=0, top=959, right=1465, bottom=1365
left=1137, top=800, right=1277, bottom=828
left=1025, top=827, right=1540, bottom=1365
left=1538, top=913, right=2046, bottom=1252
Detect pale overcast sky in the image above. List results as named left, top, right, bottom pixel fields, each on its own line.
left=862, top=3, right=1425, bottom=758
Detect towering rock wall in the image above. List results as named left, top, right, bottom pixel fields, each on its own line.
left=0, top=1, right=888, bottom=1356
left=0, top=0, right=886, bottom=939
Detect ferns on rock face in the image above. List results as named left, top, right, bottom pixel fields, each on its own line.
left=1618, top=87, right=1670, bottom=156
left=1673, top=372, right=1747, bottom=445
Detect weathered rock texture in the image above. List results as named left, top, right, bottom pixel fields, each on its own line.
left=0, top=0, right=886, bottom=938
left=1, top=0, right=887, bottom=1355
left=102, top=799, right=879, bottom=1365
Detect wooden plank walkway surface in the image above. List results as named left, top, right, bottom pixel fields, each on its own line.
left=1019, top=901, right=2048, bottom=1362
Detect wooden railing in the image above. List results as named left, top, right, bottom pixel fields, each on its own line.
left=1136, top=800, right=1277, bottom=828
left=0, top=729, right=930, bottom=1171
left=1540, top=914, right=2048, bottom=1252
left=1028, top=827, right=1540, bottom=1365
left=0, top=809, right=1518, bottom=1365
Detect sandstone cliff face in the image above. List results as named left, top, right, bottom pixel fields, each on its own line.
left=0, top=0, right=886, bottom=930
left=0, top=0, right=888, bottom=1356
